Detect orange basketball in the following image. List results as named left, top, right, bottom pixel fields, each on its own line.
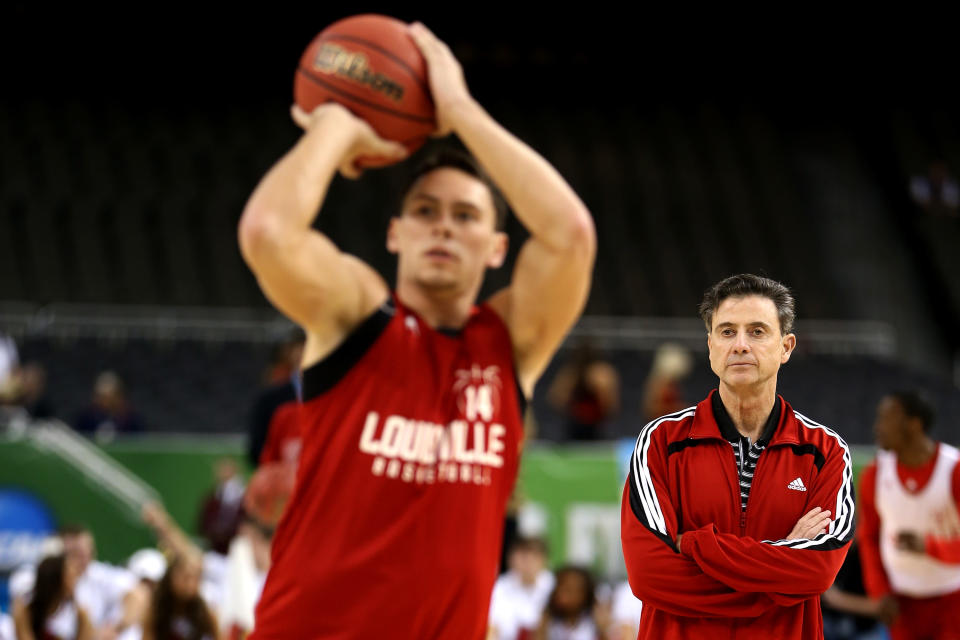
left=294, top=14, right=436, bottom=165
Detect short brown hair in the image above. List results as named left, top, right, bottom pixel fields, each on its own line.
left=399, top=147, right=508, bottom=230
left=699, top=274, right=796, bottom=334
left=887, top=390, right=935, bottom=434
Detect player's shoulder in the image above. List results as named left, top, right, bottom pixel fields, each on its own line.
left=859, top=458, right=879, bottom=484
left=938, top=441, right=960, bottom=462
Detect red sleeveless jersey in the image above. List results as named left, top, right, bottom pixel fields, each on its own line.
left=250, top=296, right=525, bottom=639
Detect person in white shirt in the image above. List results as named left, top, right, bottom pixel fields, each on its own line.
left=141, top=462, right=291, bottom=638
left=12, top=551, right=93, bottom=640
left=608, top=580, right=642, bottom=640
left=537, top=566, right=607, bottom=640
left=60, top=524, right=138, bottom=634
left=488, top=537, right=555, bottom=640
left=0, top=332, right=17, bottom=388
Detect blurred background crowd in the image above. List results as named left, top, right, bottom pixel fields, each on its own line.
left=1, top=4, right=959, bottom=640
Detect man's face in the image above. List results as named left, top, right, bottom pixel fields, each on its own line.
left=388, top=168, right=507, bottom=295
left=707, top=295, right=795, bottom=391
left=62, top=532, right=94, bottom=575
left=509, top=546, right=546, bottom=583
left=873, top=396, right=911, bottom=451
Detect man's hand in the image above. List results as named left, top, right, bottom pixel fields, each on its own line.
left=786, top=507, right=832, bottom=540
left=141, top=501, right=170, bottom=533
left=407, top=22, right=474, bottom=136
left=873, top=594, right=900, bottom=625
left=895, top=530, right=926, bottom=554
left=290, top=103, right=407, bottom=179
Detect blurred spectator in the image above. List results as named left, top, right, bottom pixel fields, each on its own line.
left=0, top=611, right=12, bottom=640
left=547, top=341, right=620, bottom=441
left=197, top=458, right=246, bottom=555
left=60, top=523, right=141, bottom=638
left=536, top=566, right=609, bottom=640
left=0, top=362, right=53, bottom=421
left=248, top=330, right=304, bottom=467
left=143, top=463, right=293, bottom=639
left=262, top=328, right=306, bottom=387
left=0, top=331, right=17, bottom=388
left=11, top=552, right=93, bottom=640
left=910, top=162, right=960, bottom=218
left=142, top=553, right=218, bottom=640
left=18, top=362, right=54, bottom=419
left=115, top=549, right=167, bottom=640
left=489, top=537, right=555, bottom=640
left=74, top=371, right=145, bottom=441
left=608, top=580, right=643, bottom=640
left=641, top=343, right=693, bottom=422
left=821, top=541, right=890, bottom=640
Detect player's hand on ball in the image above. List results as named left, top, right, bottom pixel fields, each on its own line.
left=291, top=103, right=407, bottom=179
left=786, top=506, right=832, bottom=540
left=407, top=22, right=473, bottom=136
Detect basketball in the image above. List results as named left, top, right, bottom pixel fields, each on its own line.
left=294, top=14, right=436, bottom=165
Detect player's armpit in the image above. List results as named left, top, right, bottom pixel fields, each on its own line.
left=239, top=105, right=393, bottom=335
left=488, top=228, right=594, bottom=396
left=926, top=462, right=960, bottom=564
left=242, top=222, right=387, bottom=336
left=856, top=463, right=893, bottom=598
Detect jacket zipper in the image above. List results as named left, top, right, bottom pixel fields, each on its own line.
left=729, top=439, right=747, bottom=535
left=741, top=444, right=770, bottom=536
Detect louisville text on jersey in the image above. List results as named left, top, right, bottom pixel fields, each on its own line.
left=359, top=411, right=506, bottom=486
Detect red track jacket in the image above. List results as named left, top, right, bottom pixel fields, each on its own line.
left=621, top=391, right=855, bottom=639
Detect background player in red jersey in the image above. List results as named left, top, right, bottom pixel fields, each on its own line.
left=858, top=391, right=960, bottom=640
left=237, top=21, right=595, bottom=639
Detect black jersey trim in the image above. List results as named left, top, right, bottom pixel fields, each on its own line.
left=787, top=443, right=826, bottom=472
left=666, top=438, right=714, bottom=456
left=627, top=464, right=679, bottom=552
left=514, top=375, right=527, bottom=418
left=301, top=305, right=394, bottom=402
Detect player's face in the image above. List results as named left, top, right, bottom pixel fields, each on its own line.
left=707, top=296, right=795, bottom=391
left=388, top=168, right=507, bottom=294
left=873, top=396, right=909, bottom=451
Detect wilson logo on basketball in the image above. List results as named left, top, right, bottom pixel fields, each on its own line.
left=312, top=43, right=405, bottom=102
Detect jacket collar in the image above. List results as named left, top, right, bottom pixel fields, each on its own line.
left=690, top=389, right=800, bottom=446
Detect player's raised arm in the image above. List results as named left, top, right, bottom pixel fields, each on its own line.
left=408, top=23, right=597, bottom=395
left=238, top=104, right=406, bottom=336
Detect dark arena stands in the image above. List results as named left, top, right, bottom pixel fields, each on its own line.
left=0, top=6, right=959, bottom=638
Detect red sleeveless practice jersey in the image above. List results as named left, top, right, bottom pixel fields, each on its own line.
left=250, top=296, right=525, bottom=639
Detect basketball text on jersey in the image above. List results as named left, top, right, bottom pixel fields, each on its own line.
left=358, top=364, right=506, bottom=486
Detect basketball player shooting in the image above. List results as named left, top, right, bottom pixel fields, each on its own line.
left=238, top=22, right=596, bottom=639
